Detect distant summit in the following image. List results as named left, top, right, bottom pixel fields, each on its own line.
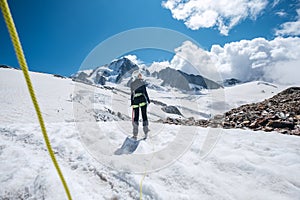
left=155, top=67, right=222, bottom=91
left=71, top=57, right=139, bottom=85
left=0, top=65, right=18, bottom=70
left=223, top=78, right=242, bottom=87
left=72, top=57, right=223, bottom=92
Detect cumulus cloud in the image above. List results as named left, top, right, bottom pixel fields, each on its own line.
left=148, top=61, right=170, bottom=74
left=165, top=37, right=300, bottom=85
left=211, top=37, right=300, bottom=83
left=169, top=41, right=222, bottom=81
left=124, top=55, right=143, bottom=65
left=276, top=9, right=300, bottom=36
left=162, top=0, right=268, bottom=35
left=264, top=58, right=300, bottom=85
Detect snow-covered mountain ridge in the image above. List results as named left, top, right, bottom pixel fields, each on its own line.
left=71, top=58, right=139, bottom=85
left=71, top=57, right=222, bottom=92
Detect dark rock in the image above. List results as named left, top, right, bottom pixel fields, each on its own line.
left=53, top=74, right=66, bottom=79
left=249, top=121, right=259, bottom=128
left=223, top=78, right=242, bottom=86
left=0, top=65, right=18, bottom=70
left=220, top=87, right=300, bottom=135
left=161, top=106, right=182, bottom=116
left=95, top=74, right=106, bottom=85
left=151, top=100, right=167, bottom=107
left=257, top=118, right=269, bottom=126
left=156, top=87, right=300, bottom=136
left=72, top=72, right=93, bottom=84
left=156, top=67, right=222, bottom=91
left=263, top=127, right=274, bottom=132
left=158, top=67, right=190, bottom=91
left=267, top=121, right=294, bottom=129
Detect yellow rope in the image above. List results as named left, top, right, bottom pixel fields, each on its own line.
left=139, top=135, right=155, bottom=200
left=0, top=1, right=72, bottom=199
left=139, top=171, right=147, bottom=200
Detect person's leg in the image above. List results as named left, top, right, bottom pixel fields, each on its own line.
left=132, top=107, right=139, bottom=138
left=141, top=105, right=149, bottom=138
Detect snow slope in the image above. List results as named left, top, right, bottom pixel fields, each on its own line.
left=1, top=68, right=300, bottom=199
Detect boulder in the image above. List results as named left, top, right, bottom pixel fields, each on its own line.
left=161, top=106, right=182, bottom=116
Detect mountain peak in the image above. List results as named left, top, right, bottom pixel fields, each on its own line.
left=109, top=57, right=139, bottom=83
left=71, top=57, right=139, bottom=85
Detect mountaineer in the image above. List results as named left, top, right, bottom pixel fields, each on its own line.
left=130, top=72, right=150, bottom=140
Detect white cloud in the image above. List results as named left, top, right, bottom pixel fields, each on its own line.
left=272, top=0, right=281, bottom=8
left=212, top=37, right=300, bottom=83
left=169, top=41, right=222, bottom=81
left=264, top=58, right=300, bottom=85
left=124, top=55, right=143, bottom=65
left=162, top=0, right=268, bottom=35
left=276, top=9, right=300, bottom=36
left=148, top=61, right=170, bottom=74
left=275, top=11, right=287, bottom=17
left=163, top=37, right=300, bottom=85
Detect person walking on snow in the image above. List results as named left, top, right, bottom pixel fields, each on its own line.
left=130, top=72, right=150, bottom=140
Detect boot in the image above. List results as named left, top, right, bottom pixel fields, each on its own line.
left=131, top=135, right=137, bottom=140
left=143, top=126, right=149, bottom=139
left=142, top=120, right=149, bottom=139
left=132, top=121, right=139, bottom=138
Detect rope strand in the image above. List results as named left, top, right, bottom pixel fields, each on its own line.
left=0, top=1, right=72, bottom=199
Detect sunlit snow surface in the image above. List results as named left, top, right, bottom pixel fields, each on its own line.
left=1, top=68, right=300, bottom=199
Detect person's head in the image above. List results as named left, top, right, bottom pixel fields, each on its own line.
left=137, top=73, right=142, bottom=79
left=133, top=70, right=143, bottom=80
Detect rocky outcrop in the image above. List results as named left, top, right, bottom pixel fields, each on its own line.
left=0, top=65, right=18, bottom=70
left=156, top=67, right=223, bottom=91
left=151, top=99, right=167, bottom=107
left=53, top=74, right=66, bottom=79
left=157, top=67, right=190, bottom=90
left=72, top=71, right=93, bottom=84
left=161, top=106, right=182, bottom=116
left=95, top=73, right=106, bottom=85
left=162, top=87, right=300, bottom=136
left=161, top=117, right=209, bottom=127
left=221, top=87, right=300, bottom=135
left=223, top=78, right=242, bottom=86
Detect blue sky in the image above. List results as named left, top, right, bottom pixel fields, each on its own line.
left=1, top=0, right=299, bottom=77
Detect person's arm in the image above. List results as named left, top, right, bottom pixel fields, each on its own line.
left=131, top=93, right=134, bottom=106
left=143, top=85, right=150, bottom=104
left=130, top=83, right=134, bottom=106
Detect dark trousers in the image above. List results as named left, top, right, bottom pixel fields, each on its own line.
left=133, top=105, right=148, bottom=125
left=132, top=105, right=148, bottom=136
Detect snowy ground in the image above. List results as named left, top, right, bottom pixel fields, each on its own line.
left=1, top=68, right=300, bottom=199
